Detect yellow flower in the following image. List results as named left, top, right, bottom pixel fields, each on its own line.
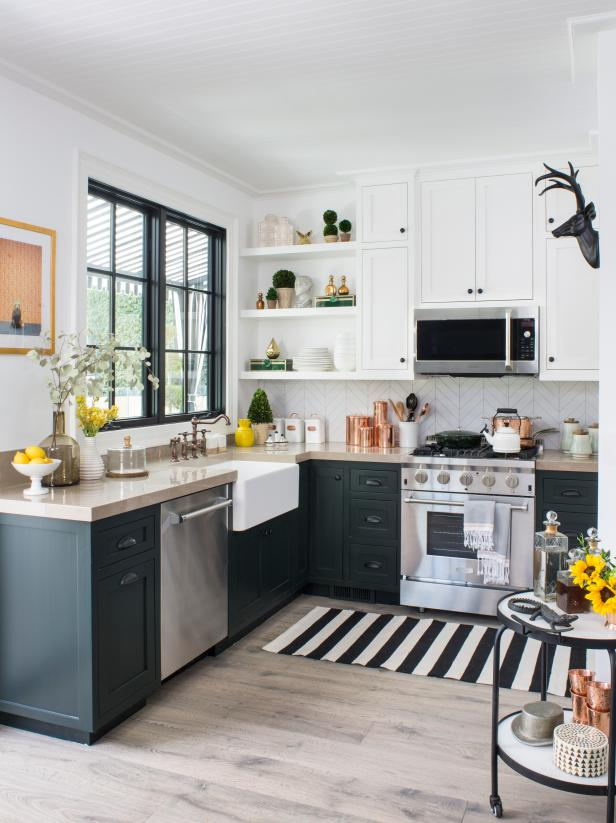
left=587, top=576, right=606, bottom=593
left=570, top=559, right=593, bottom=587
left=586, top=589, right=605, bottom=613
left=602, top=596, right=616, bottom=616
left=586, top=554, right=606, bottom=576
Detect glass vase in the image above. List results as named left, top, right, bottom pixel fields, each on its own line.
left=40, top=409, right=80, bottom=487
left=80, top=436, right=105, bottom=481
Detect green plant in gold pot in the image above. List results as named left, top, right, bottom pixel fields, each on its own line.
left=272, top=270, right=296, bottom=309
left=266, top=287, right=278, bottom=308
left=339, top=218, right=352, bottom=242
left=247, top=388, right=273, bottom=445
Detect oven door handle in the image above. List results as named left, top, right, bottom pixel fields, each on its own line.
left=402, top=497, right=528, bottom=512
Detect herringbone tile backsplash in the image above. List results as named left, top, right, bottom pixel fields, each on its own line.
left=246, top=377, right=599, bottom=448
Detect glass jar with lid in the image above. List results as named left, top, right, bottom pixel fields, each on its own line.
left=274, top=216, right=294, bottom=246
left=533, top=510, right=569, bottom=601
left=106, top=435, right=148, bottom=478
left=555, top=527, right=600, bottom=613
left=257, top=214, right=278, bottom=247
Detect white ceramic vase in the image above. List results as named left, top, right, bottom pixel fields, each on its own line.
left=80, top=436, right=105, bottom=481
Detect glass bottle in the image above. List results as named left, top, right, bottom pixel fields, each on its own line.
left=257, top=214, right=278, bottom=247
left=324, top=275, right=337, bottom=297
left=275, top=216, right=294, bottom=246
left=534, top=511, right=569, bottom=601
left=556, top=545, right=590, bottom=614
left=39, top=408, right=80, bottom=486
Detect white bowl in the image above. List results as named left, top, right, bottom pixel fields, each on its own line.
left=12, top=458, right=62, bottom=496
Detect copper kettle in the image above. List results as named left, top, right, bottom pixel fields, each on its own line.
left=487, top=408, right=554, bottom=449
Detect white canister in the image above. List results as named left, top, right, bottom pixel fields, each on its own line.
left=569, top=431, right=592, bottom=459
left=398, top=422, right=419, bottom=450
left=561, top=418, right=580, bottom=453
left=305, top=414, right=325, bottom=445
left=589, top=423, right=599, bottom=455
left=285, top=413, right=305, bottom=443
left=273, top=417, right=285, bottom=435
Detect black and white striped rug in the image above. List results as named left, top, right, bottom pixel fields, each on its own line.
left=263, top=606, right=589, bottom=697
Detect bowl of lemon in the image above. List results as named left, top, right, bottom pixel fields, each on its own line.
left=12, top=447, right=61, bottom=497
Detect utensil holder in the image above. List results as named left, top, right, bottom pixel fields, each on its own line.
left=398, top=422, right=419, bottom=449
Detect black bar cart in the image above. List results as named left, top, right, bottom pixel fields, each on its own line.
left=491, top=591, right=616, bottom=820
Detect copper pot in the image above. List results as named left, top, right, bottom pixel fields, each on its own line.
left=489, top=408, right=554, bottom=448
left=346, top=415, right=372, bottom=446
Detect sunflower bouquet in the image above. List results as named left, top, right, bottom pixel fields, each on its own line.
left=570, top=549, right=616, bottom=617
left=75, top=396, right=119, bottom=437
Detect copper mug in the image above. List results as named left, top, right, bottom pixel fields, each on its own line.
left=587, top=705, right=610, bottom=736
left=587, top=681, right=612, bottom=712
left=571, top=689, right=590, bottom=724
left=569, top=669, right=594, bottom=695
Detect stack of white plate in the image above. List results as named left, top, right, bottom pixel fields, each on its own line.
left=293, top=347, right=334, bottom=371
left=333, top=333, right=356, bottom=372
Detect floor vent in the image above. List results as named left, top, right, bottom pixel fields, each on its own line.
left=331, top=585, right=373, bottom=602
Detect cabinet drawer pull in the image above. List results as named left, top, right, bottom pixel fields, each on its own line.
left=117, top=535, right=137, bottom=550
left=334, top=474, right=342, bottom=481
left=120, top=572, right=140, bottom=586
left=560, top=489, right=582, bottom=497
left=364, top=479, right=382, bottom=487
left=364, top=561, right=383, bottom=570
left=365, top=515, right=383, bottom=525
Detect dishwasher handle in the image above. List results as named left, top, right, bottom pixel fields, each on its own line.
left=169, top=498, right=232, bottom=525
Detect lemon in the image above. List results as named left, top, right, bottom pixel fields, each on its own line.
left=13, top=452, right=30, bottom=464
left=25, top=446, right=46, bottom=460
left=29, top=457, right=48, bottom=465
left=43, top=458, right=54, bottom=464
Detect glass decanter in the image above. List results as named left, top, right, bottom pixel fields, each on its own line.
left=40, top=408, right=80, bottom=486
left=533, top=510, right=569, bottom=601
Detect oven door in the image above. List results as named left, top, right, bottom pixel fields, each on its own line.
left=401, top=490, right=534, bottom=589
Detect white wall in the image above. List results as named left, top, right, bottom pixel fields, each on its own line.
left=598, top=31, right=616, bottom=545
left=0, top=75, right=252, bottom=452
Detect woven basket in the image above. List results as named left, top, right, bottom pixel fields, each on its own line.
left=553, top=723, right=608, bottom=778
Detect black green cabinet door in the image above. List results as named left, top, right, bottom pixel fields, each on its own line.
left=228, top=526, right=262, bottom=635
left=262, top=514, right=293, bottom=602
left=310, top=464, right=345, bottom=581
left=95, top=556, right=158, bottom=719
left=295, top=463, right=310, bottom=583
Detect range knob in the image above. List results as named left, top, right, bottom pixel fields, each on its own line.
left=436, top=470, right=450, bottom=485
left=459, top=471, right=473, bottom=487
left=505, top=473, right=519, bottom=489
left=481, top=472, right=496, bottom=488
left=414, top=467, right=429, bottom=485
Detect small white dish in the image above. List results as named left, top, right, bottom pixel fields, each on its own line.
left=12, top=459, right=62, bottom=496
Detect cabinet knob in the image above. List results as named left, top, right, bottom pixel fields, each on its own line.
left=548, top=217, right=555, bottom=224
left=477, top=288, right=484, bottom=294
left=400, top=357, right=406, bottom=363
left=548, top=356, right=555, bottom=363
left=467, top=288, right=473, bottom=294
left=334, top=474, right=342, bottom=481
left=399, top=227, right=406, bottom=234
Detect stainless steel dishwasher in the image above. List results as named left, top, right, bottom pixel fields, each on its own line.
left=160, top=486, right=231, bottom=679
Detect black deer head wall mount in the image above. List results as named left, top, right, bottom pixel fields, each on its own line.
left=535, top=162, right=599, bottom=269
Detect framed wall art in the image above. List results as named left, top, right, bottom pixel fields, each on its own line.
left=0, top=216, right=55, bottom=354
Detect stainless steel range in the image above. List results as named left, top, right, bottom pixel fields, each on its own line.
left=400, top=448, right=535, bottom=616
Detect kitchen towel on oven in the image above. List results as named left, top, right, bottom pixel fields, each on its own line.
left=477, top=502, right=511, bottom=586
left=463, top=500, right=496, bottom=551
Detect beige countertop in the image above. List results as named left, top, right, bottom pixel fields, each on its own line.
left=0, top=443, right=596, bottom=522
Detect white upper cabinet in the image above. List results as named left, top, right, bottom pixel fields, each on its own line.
left=361, top=246, right=409, bottom=371
left=421, top=178, right=476, bottom=303
left=545, top=238, right=599, bottom=374
left=543, top=164, right=600, bottom=232
left=362, top=183, right=408, bottom=243
left=476, top=173, right=533, bottom=301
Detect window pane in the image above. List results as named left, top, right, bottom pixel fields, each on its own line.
left=115, top=278, right=143, bottom=347
left=188, top=352, right=208, bottom=412
left=165, top=287, right=184, bottom=350
left=165, top=352, right=184, bottom=415
left=87, top=195, right=112, bottom=270
left=115, top=360, right=144, bottom=419
left=187, top=229, right=209, bottom=290
left=187, top=290, right=209, bottom=351
left=86, top=273, right=111, bottom=344
left=115, top=205, right=144, bottom=276
left=165, top=221, right=184, bottom=285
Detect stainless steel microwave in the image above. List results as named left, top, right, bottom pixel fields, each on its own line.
left=414, top=307, right=538, bottom=376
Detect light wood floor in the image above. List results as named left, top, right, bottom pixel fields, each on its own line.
left=0, top=595, right=608, bottom=822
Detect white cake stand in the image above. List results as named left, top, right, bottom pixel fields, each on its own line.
left=12, top=459, right=62, bottom=496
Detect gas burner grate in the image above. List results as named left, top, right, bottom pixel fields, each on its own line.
left=411, top=442, right=538, bottom=461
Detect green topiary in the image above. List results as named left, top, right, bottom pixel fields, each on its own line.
left=339, top=219, right=352, bottom=233
left=247, top=388, right=273, bottom=424
left=272, top=269, right=296, bottom=289
left=323, top=210, right=337, bottom=225
left=266, top=287, right=277, bottom=300
left=323, top=224, right=338, bottom=237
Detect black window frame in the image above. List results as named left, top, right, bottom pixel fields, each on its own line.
left=87, top=180, right=226, bottom=428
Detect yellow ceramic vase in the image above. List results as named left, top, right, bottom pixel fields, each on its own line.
left=235, top=418, right=255, bottom=447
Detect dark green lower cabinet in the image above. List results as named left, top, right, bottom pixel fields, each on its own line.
left=0, top=507, right=160, bottom=743
left=536, top=470, right=598, bottom=545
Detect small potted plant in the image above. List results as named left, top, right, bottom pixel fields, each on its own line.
left=247, top=388, right=273, bottom=445
left=266, top=287, right=278, bottom=309
left=323, top=209, right=338, bottom=243
left=339, top=219, right=352, bottom=242
left=272, top=269, right=296, bottom=309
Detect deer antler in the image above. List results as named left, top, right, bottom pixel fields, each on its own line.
left=535, top=162, right=585, bottom=211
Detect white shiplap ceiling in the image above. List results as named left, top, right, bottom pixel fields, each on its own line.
left=0, top=0, right=613, bottom=191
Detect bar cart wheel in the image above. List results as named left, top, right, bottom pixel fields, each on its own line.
left=489, top=795, right=503, bottom=818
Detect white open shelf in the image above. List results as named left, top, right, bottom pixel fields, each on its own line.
left=240, top=370, right=365, bottom=381
left=240, top=307, right=357, bottom=319
left=240, top=242, right=357, bottom=260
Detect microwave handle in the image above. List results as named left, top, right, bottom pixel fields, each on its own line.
left=504, top=311, right=512, bottom=371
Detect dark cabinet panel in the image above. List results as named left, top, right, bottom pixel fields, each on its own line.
left=93, top=513, right=156, bottom=569
left=348, top=497, right=398, bottom=544
left=348, top=543, right=399, bottom=590
left=95, top=556, right=158, bottom=719
left=262, top=514, right=293, bottom=602
left=295, top=463, right=310, bottom=584
left=349, top=467, right=398, bottom=496
left=310, top=464, right=345, bottom=581
left=536, top=471, right=598, bottom=547
left=228, top=526, right=262, bottom=636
